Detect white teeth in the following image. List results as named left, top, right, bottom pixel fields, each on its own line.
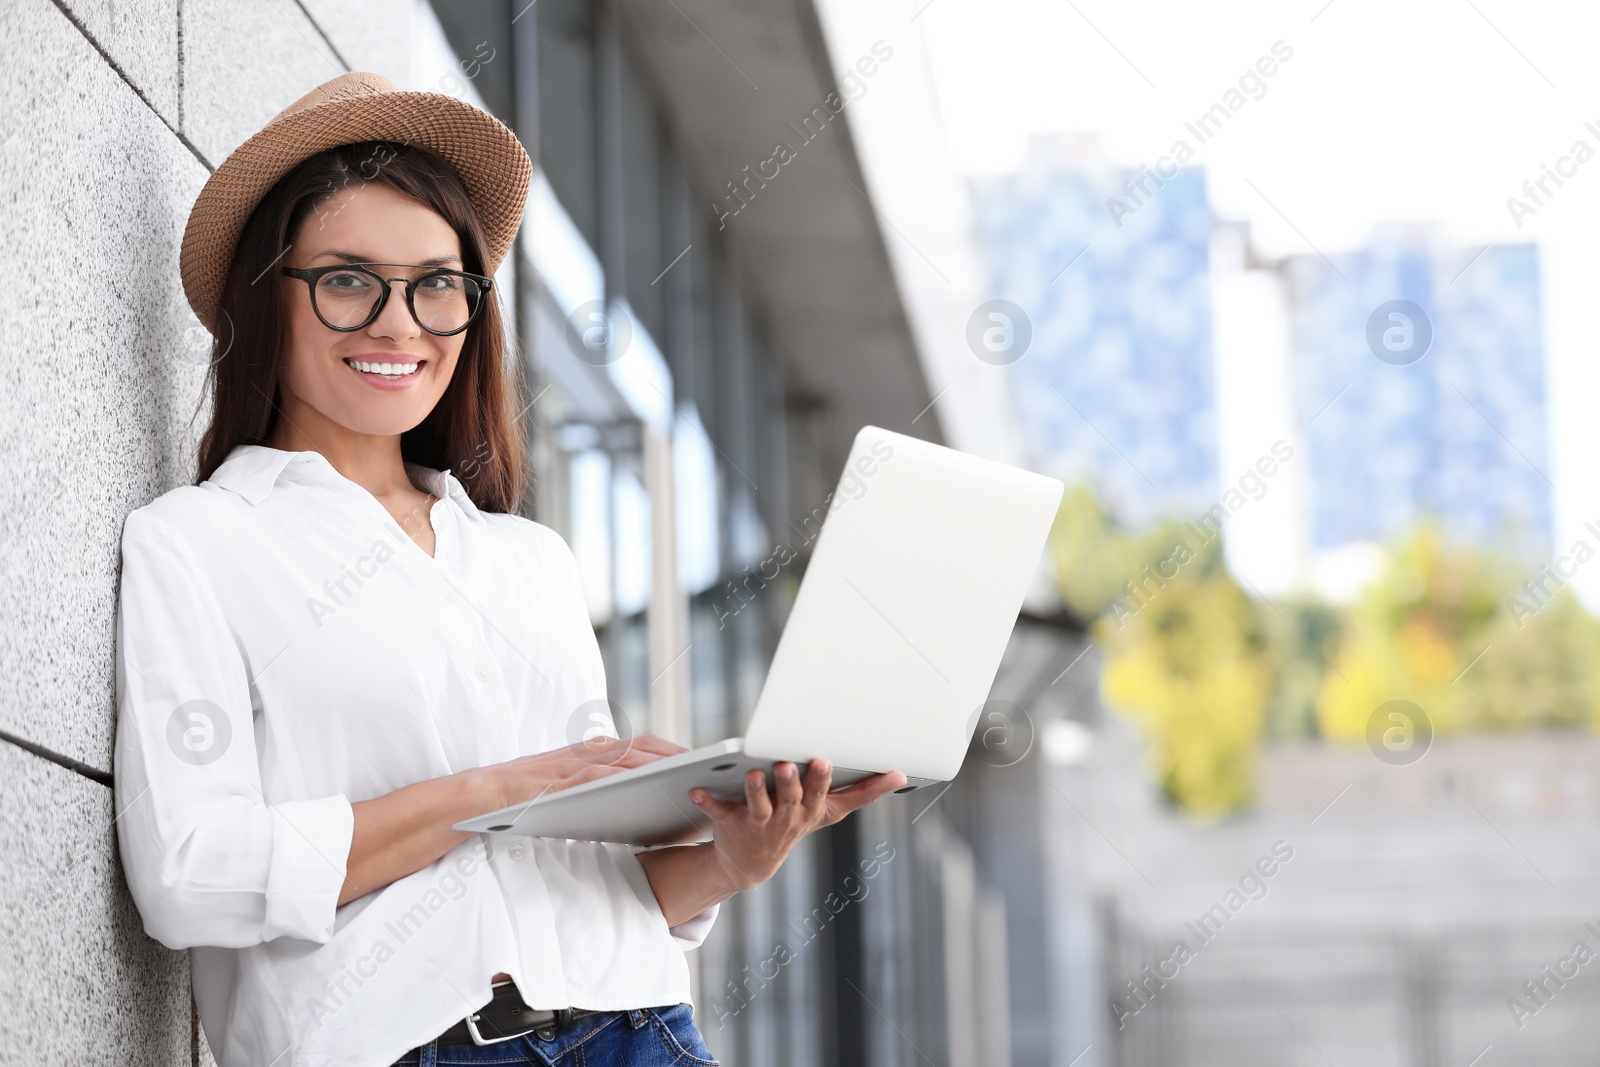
left=346, top=359, right=420, bottom=377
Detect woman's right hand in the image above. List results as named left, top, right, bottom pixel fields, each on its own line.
left=474, top=733, right=690, bottom=813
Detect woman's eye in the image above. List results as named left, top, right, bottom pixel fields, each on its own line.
left=320, top=272, right=373, bottom=293
left=419, top=274, right=463, bottom=293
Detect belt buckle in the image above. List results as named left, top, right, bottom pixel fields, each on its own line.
left=464, top=1010, right=537, bottom=1046
left=463, top=980, right=540, bottom=1047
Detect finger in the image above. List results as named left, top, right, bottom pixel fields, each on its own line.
left=605, top=743, right=681, bottom=768
left=824, top=769, right=903, bottom=801
left=688, top=787, right=742, bottom=820
left=824, top=770, right=908, bottom=817
left=800, top=757, right=833, bottom=810
left=568, top=731, right=626, bottom=753
left=565, top=732, right=685, bottom=763
left=772, top=761, right=803, bottom=810
left=564, top=736, right=626, bottom=769
left=743, top=769, right=773, bottom=820
left=565, top=738, right=676, bottom=772
left=629, top=732, right=691, bottom=756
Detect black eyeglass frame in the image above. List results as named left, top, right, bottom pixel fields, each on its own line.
left=281, top=262, right=495, bottom=337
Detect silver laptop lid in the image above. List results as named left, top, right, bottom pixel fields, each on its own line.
left=742, top=425, right=1064, bottom=781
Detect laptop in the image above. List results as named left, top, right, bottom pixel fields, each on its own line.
left=454, top=424, right=1065, bottom=846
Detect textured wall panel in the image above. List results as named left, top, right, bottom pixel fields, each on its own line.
left=181, top=0, right=348, bottom=166
left=0, top=740, right=192, bottom=1064
left=0, top=0, right=210, bottom=774
left=54, top=0, right=181, bottom=126
left=300, top=0, right=414, bottom=88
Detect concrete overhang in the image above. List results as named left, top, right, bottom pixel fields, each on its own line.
left=610, top=0, right=940, bottom=476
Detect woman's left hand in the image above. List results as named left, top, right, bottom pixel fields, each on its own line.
left=689, top=759, right=908, bottom=891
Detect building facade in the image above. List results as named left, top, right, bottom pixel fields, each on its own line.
left=1285, top=225, right=1553, bottom=561
left=969, top=134, right=1221, bottom=531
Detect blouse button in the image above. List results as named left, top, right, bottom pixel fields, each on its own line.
left=446, top=590, right=459, bottom=603
left=476, top=667, right=490, bottom=681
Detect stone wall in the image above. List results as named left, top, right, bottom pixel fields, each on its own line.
left=0, top=2, right=413, bottom=1061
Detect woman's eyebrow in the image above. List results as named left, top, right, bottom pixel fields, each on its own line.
left=311, top=249, right=464, bottom=266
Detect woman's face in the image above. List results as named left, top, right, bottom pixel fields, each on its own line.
left=276, top=183, right=470, bottom=441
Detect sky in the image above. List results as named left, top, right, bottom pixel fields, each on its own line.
left=909, top=0, right=1600, bottom=604
left=916, top=0, right=1600, bottom=252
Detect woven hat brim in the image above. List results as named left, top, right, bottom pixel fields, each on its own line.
left=180, top=89, right=532, bottom=335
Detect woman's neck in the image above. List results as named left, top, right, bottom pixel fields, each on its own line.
left=267, top=398, right=419, bottom=502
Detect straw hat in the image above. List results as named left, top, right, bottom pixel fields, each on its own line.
left=179, top=71, right=531, bottom=335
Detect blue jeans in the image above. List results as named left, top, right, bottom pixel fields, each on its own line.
left=391, top=1004, right=719, bottom=1066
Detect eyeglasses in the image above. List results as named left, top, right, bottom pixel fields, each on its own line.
left=281, top=262, right=494, bottom=337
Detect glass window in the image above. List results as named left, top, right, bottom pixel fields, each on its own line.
left=617, top=46, right=666, bottom=345
left=611, top=461, right=652, bottom=616
left=535, top=0, right=599, bottom=249
left=675, top=407, right=720, bottom=596
left=566, top=444, right=613, bottom=625
left=427, top=1, right=516, bottom=122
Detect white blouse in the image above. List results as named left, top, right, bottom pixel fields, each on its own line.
left=112, top=443, right=719, bottom=1067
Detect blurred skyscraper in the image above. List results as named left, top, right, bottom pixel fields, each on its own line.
left=1285, top=226, right=1553, bottom=562
left=970, top=135, right=1220, bottom=530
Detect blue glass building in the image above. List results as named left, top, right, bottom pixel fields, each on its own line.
left=969, top=136, right=1220, bottom=530
left=1285, top=225, right=1552, bottom=560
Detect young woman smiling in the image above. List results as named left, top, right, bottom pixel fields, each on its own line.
left=112, top=72, right=904, bottom=1067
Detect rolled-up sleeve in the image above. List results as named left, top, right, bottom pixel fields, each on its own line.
left=665, top=901, right=721, bottom=950
left=112, top=509, right=354, bottom=950
left=616, top=843, right=724, bottom=952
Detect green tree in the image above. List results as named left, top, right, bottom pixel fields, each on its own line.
left=1048, top=486, right=1274, bottom=816
left=1048, top=493, right=1600, bottom=818
left=1317, top=522, right=1600, bottom=740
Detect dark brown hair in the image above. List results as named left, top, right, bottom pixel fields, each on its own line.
left=194, top=140, right=528, bottom=514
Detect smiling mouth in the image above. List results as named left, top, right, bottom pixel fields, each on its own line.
left=344, top=357, right=425, bottom=381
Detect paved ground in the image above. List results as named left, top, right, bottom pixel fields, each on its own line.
left=1055, top=719, right=1600, bottom=1066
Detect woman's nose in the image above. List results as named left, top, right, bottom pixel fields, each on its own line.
left=368, top=277, right=422, bottom=340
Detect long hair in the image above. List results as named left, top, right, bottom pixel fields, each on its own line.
left=194, top=140, right=528, bottom=514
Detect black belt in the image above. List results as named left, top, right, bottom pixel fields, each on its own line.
left=435, top=980, right=604, bottom=1046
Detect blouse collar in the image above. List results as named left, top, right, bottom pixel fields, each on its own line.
left=207, top=444, right=486, bottom=525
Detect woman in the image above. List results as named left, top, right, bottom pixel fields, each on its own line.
left=112, top=71, right=906, bottom=1067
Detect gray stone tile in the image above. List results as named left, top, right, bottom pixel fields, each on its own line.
left=0, top=0, right=211, bottom=772
left=181, top=0, right=351, bottom=166
left=55, top=0, right=181, bottom=127
left=0, top=740, right=191, bottom=1063
left=200, top=1018, right=219, bottom=1067
left=300, top=0, right=414, bottom=87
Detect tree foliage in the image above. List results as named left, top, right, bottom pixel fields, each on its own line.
left=1316, top=521, right=1600, bottom=741
left=1049, top=485, right=1273, bottom=817
left=1047, top=490, right=1600, bottom=818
